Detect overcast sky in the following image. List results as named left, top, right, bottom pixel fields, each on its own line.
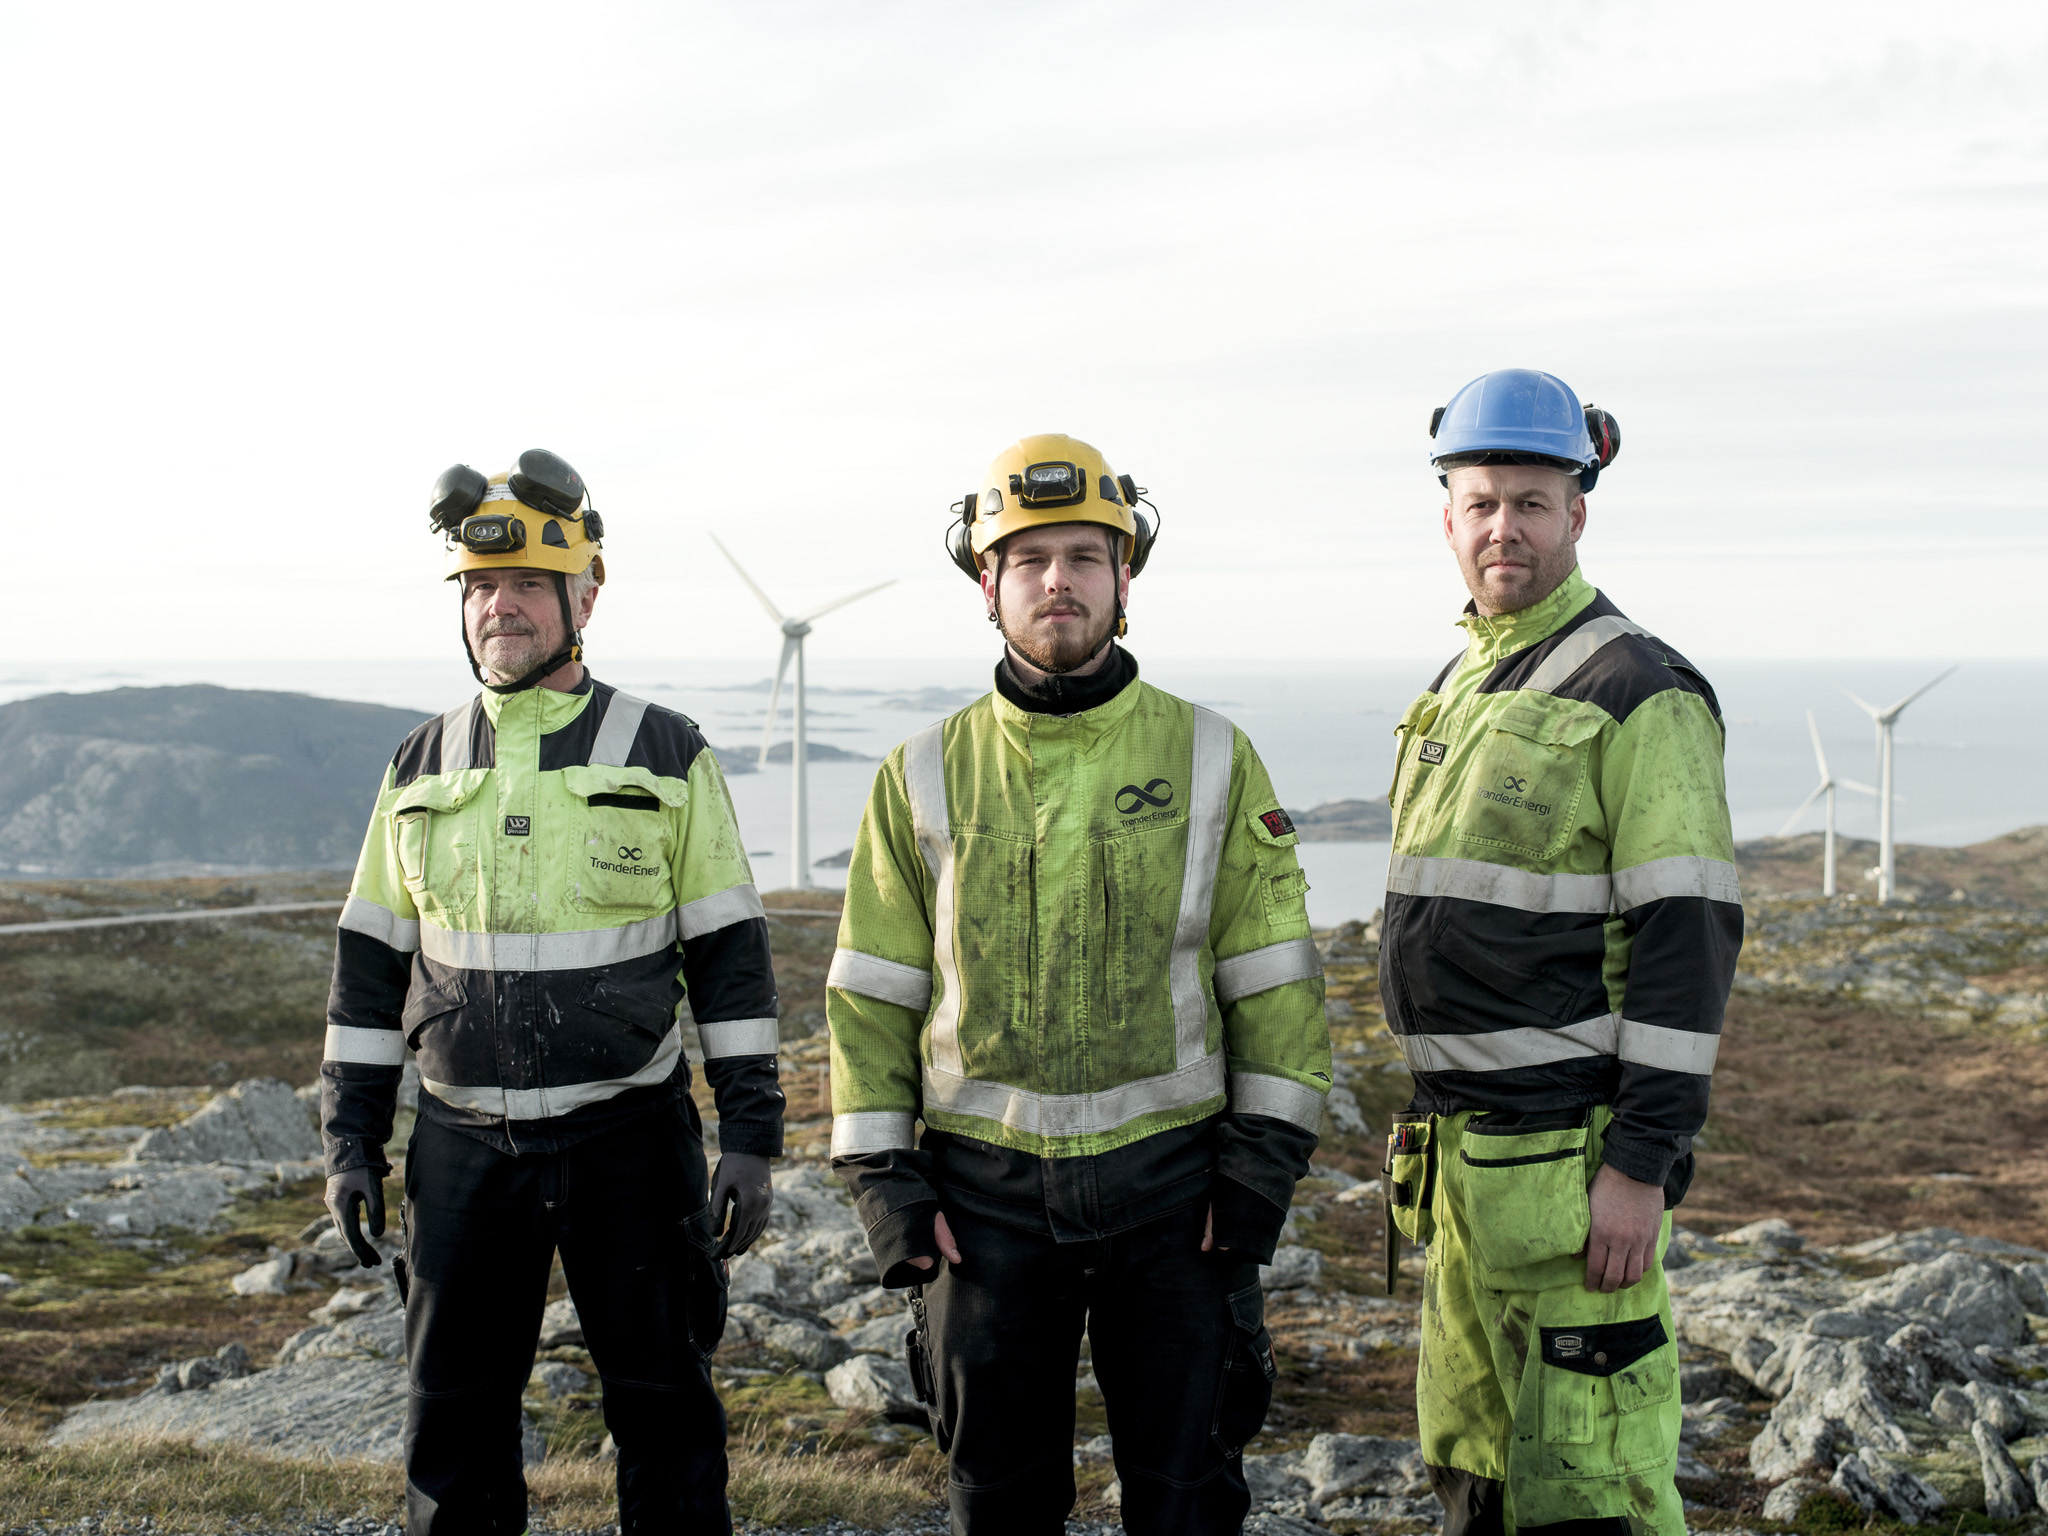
left=5, top=1, right=2045, bottom=670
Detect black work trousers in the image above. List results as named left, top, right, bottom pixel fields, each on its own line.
left=916, top=1201, right=1276, bottom=1536
left=401, top=1095, right=730, bottom=1536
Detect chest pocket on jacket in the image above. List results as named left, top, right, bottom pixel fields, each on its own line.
left=1457, top=704, right=1602, bottom=859
left=391, top=776, right=481, bottom=923
left=1388, top=693, right=1444, bottom=840
left=562, top=765, right=684, bottom=916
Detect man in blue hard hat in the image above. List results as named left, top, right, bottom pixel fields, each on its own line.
left=1378, top=370, right=1742, bottom=1536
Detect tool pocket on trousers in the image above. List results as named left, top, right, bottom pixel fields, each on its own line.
left=1212, top=1280, right=1278, bottom=1455
left=1384, top=1118, right=1436, bottom=1246
left=1459, top=1117, right=1592, bottom=1276
left=1538, top=1316, right=1676, bottom=1479
left=682, top=1244, right=729, bottom=1360
left=905, top=1288, right=937, bottom=1411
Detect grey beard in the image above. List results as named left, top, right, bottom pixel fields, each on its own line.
left=477, top=627, right=558, bottom=680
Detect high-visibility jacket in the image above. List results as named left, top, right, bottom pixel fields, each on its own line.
left=1379, top=568, right=1742, bottom=1198
left=826, top=659, right=1330, bottom=1276
left=320, top=676, right=782, bottom=1177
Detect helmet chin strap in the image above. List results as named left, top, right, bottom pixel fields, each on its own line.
left=464, top=572, right=583, bottom=694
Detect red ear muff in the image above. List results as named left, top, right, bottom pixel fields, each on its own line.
left=1583, top=406, right=1620, bottom=468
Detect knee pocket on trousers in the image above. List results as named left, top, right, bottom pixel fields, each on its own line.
left=1537, top=1317, right=1676, bottom=1481
left=1211, top=1281, right=1277, bottom=1455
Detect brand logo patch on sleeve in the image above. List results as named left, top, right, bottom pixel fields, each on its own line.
left=1418, top=740, right=1447, bottom=765
left=1259, top=809, right=1296, bottom=838
left=504, top=815, right=531, bottom=837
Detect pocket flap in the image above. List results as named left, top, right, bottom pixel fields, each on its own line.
left=401, top=980, right=466, bottom=1046
left=393, top=770, right=489, bottom=817
left=1540, top=1316, right=1668, bottom=1377
left=1247, top=808, right=1300, bottom=848
left=1395, top=694, right=1443, bottom=738
left=579, top=977, right=678, bottom=1038
left=1491, top=703, right=1605, bottom=749
left=562, top=765, right=688, bottom=809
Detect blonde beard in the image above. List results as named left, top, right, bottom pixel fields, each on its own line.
left=1000, top=609, right=1115, bottom=675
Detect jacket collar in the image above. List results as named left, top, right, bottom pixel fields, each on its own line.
left=991, top=652, right=1146, bottom=755
left=477, top=672, right=596, bottom=732
left=1456, top=567, right=1596, bottom=661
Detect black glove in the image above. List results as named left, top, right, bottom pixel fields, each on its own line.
left=709, top=1152, right=773, bottom=1260
left=325, top=1167, right=387, bottom=1267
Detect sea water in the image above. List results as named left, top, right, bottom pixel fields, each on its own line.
left=3, top=655, right=2040, bottom=924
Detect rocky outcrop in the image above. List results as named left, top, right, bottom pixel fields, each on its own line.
left=126, top=1077, right=319, bottom=1165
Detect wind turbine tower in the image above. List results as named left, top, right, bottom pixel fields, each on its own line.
left=1846, top=667, right=1957, bottom=904
left=712, top=536, right=892, bottom=891
left=1778, top=709, right=1876, bottom=898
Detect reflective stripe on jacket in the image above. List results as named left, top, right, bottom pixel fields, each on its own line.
left=321, top=676, right=782, bottom=1175
left=1378, top=569, right=1741, bottom=1195
left=827, top=673, right=1330, bottom=1165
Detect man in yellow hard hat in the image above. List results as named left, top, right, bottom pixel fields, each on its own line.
left=827, top=435, right=1332, bottom=1534
left=321, top=451, right=783, bottom=1534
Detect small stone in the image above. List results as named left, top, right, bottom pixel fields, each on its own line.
left=229, top=1253, right=295, bottom=1297
left=1716, top=1217, right=1803, bottom=1250
left=1260, top=1245, right=1324, bottom=1292
left=1973, top=1419, right=2034, bottom=1520
left=1762, top=1477, right=1819, bottom=1523
left=537, top=1297, right=582, bottom=1349
left=1931, top=1383, right=1974, bottom=1427
left=527, top=1360, right=591, bottom=1399
left=762, top=1318, right=849, bottom=1371
left=1965, top=1379, right=2027, bottom=1440
left=824, top=1354, right=922, bottom=1420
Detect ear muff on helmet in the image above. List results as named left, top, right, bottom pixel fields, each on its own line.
left=1579, top=406, right=1619, bottom=493
left=508, top=449, right=587, bottom=517
left=946, top=493, right=982, bottom=579
left=429, top=464, right=489, bottom=533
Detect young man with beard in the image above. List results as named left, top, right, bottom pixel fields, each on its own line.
left=1379, top=373, right=1741, bottom=1536
left=321, top=452, right=782, bottom=1534
left=826, top=434, right=1331, bottom=1535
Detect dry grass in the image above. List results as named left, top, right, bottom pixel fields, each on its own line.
left=0, top=1418, right=943, bottom=1533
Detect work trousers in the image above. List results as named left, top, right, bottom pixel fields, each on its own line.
left=401, top=1096, right=731, bottom=1536
left=915, top=1202, right=1276, bottom=1536
left=1387, top=1107, right=1682, bottom=1536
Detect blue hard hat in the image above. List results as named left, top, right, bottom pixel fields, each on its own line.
left=1429, top=369, right=1618, bottom=491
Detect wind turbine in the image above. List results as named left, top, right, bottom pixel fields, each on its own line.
left=711, top=536, right=893, bottom=891
left=1777, top=709, right=1877, bottom=898
left=1845, top=667, right=1957, bottom=904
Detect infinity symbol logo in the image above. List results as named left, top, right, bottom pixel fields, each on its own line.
left=1502, top=777, right=1527, bottom=793
left=1116, top=779, right=1175, bottom=815
left=619, top=846, right=644, bottom=862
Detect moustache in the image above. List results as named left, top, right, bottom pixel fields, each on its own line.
left=481, top=619, right=539, bottom=638
left=1030, top=600, right=1090, bottom=622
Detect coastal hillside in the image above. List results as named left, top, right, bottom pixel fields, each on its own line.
left=0, top=685, right=760, bottom=878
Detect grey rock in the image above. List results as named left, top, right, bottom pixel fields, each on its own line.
left=1719, top=1218, right=1804, bottom=1251
left=844, top=1311, right=910, bottom=1359
left=2012, top=1262, right=2048, bottom=1316
left=1973, top=1419, right=2035, bottom=1520
left=1316, top=1495, right=1442, bottom=1526
left=54, top=1357, right=410, bottom=1462
left=1324, top=1086, right=1367, bottom=1139
left=1073, top=1432, right=1116, bottom=1466
left=229, top=1253, right=295, bottom=1297
left=310, top=1281, right=397, bottom=1325
left=820, top=1286, right=898, bottom=1326
left=127, top=1078, right=319, bottom=1166
left=1761, top=1477, right=1821, bottom=1523
left=824, top=1354, right=923, bottom=1421
left=762, top=1317, right=850, bottom=1371
left=1964, top=1379, right=2027, bottom=1440
left=1858, top=1252, right=2031, bottom=1349
left=727, top=1251, right=782, bottom=1303
left=2030, top=1452, right=2048, bottom=1512
left=1260, top=1246, right=1324, bottom=1292
left=1747, top=1334, right=1926, bottom=1480
left=1830, top=1453, right=1883, bottom=1513
left=1298, top=1432, right=1428, bottom=1505
left=1884, top=1321, right=2007, bottom=1386
left=1671, top=1226, right=1733, bottom=1260
left=1243, top=1450, right=1311, bottom=1508
left=283, top=1308, right=406, bottom=1364
left=527, top=1360, right=591, bottom=1399
left=538, top=1296, right=582, bottom=1348
left=1842, top=1227, right=2048, bottom=1266
left=1806, top=1308, right=1903, bottom=1340
left=1860, top=1449, right=1948, bottom=1525
left=1680, top=1362, right=1745, bottom=1404
left=1242, top=1515, right=1338, bottom=1536
left=1931, top=1383, right=1975, bottom=1428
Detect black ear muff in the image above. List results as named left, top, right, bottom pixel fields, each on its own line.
left=1127, top=508, right=1158, bottom=576
left=945, top=518, right=982, bottom=581
left=509, top=449, right=587, bottom=516
left=1429, top=406, right=1446, bottom=439
left=429, top=464, right=487, bottom=533
left=1583, top=406, right=1619, bottom=468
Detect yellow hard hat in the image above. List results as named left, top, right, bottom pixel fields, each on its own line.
left=945, top=433, right=1158, bottom=580
left=428, top=450, right=606, bottom=585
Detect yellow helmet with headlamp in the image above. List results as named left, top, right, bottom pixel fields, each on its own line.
left=944, top=433, right=1159, bottom=581
left=425, top=449, right=607, bottom=691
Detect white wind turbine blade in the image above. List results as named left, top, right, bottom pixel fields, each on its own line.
left=1806, top=710, right=1831, bottom=782
left=1778, top=783, right=1828, bottom=837
left=710, top=535, right=785, bottom=626
left=797, top=579, right=897, bottom=625
left=1839, top=779, right=1880, bottom=797
left=760, top=635, right=798, bottom=768
left=1880, top=664, right=1958, bottom=722
left=1845, top=690, right=1882, bottom=720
